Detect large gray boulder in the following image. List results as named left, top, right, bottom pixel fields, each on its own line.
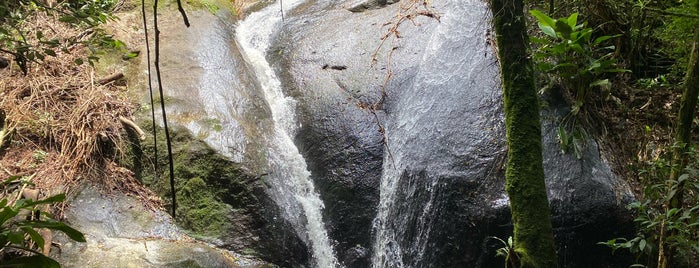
left=273, top=0, right=635, bottom=267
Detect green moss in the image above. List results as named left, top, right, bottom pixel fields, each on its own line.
left=177, top=177, right=232, bottom=237
left=490, top=0, right=557, bottom=267
left=120, top=121, right=261, bottom=239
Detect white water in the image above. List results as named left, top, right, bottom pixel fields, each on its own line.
left=371, top=0, right=495, bottom=267
left=236, top=1, right=340, bottom=267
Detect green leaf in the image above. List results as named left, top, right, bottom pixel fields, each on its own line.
left=567, top=13, right=579, bottom=28
left=24, top=220, right=85, bottom=242
left=639, top=239, right=646, bottom=251
left=555, top=20, right=573, bottom=39
left=0, top=254, right=60, bottom=268
left=538, top=23, right=557, bottom=38
left=557, top=126, right=569, bottom=152
left=22, top=226, right=45, bottom=249
left=43, top=49, right=56, bottom=57
left=593, top=35, right=615, bottom=45
left=8, top=230, right=24, bottom=244
left=58, top=15, right=77, bottom=24
left=0, top=207, right=19, bottom=226
left=74, top=58, right=84, bottom=65
left=530, top=9, right=556, bottom=29
left=16, top=194, right=65, bottom=210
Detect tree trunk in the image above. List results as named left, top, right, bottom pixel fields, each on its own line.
left=658, top=25, right=699, bottom=268
left=490, top=0, right=558, bottom=267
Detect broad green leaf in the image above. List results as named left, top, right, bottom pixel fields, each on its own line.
left=22, top=226, right=45, bottom=249
left=593, top=35, right=615, bottom=45
left=538, top=23, right=557, bottom=38
left=557, top=126, right=569, bottom=152
left=567, top=13, right=579, bottom=28
left=530, top=9, right=555, bottom=29
left=639, top=239, right=646, bottom=251
left=555, top=20, right=573, bottom=39
left=8, top=230, right=24, bottom=244
left=0, top=207, right=19, bottom=225
left=24, top=220, right=85, bottom=242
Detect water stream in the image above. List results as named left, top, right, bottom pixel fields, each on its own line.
left=236, top=1, right=340, bottom=267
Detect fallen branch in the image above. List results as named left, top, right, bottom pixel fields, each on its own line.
left=97, top=72, right=124, bottom=85
left=119, top=116, right=145, bottom=140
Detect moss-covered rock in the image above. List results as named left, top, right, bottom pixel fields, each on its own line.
left=122, top=122, right=258, bottom=240
left=178, top=177, right=233, bottom=238
left=121, top=121, right=308, bottom=266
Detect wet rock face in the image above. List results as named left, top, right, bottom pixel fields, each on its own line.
left=55, top=185, right=248, bottom=268
left=273, top=0, right=440, bottom=265
left=275, top=0, right=635, bottom=267
left=130, top=10, right=309, bottom=266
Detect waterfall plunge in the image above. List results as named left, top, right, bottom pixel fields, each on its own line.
left=236, top=2, right=340, bottom=267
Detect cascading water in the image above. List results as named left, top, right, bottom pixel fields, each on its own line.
left=371, top=0, right=499, bottom=267
left=236, top=2, right=340, bottom=267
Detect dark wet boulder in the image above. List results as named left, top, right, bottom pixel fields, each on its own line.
left=273, top=0, right=636, bottom=267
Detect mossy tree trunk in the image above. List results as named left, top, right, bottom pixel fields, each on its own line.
left=490, top=0, right=558, bottom=267
left=658, top=25, right=699, bottom=268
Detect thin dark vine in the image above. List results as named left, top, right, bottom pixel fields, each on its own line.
left=150, top=0, right=190, bottom=218
left=141, top=0, right=158, bottom=177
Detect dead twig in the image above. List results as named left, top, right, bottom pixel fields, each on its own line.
left=97, top=72, right=124, bottom=85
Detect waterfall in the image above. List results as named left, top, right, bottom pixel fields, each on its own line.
left=370, top=0, right=498, bottom=267
left=236, top=2, right=340, bottom=267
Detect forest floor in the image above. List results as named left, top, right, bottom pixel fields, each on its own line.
left=0, top=2, right=161, bottom=217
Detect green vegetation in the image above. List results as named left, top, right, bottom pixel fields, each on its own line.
left=0, top=177, right=86, bottom=267
left=530, top=10, right=626, bottom=116
left=600, top=148, right=699, bottom=267
left=0, top=0, right=124, bottom=74
left=526, top=1, right=699, bottom=267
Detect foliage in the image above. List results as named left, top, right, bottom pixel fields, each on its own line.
left=651, top=0, right=698, bottom=76
left=530, top=10, right=627, bottom=115
left=0, top=176, right=86, bottom=267
left=601, top=148, right=699, bottom=267
left=0, top=0, right=121, bottom=74
left=493, top=236, right=519, bottom=268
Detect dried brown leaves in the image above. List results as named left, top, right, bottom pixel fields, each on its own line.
left=0, top=13, right=160, bottom=211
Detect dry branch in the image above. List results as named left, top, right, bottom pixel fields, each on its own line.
left=98, top=72, right=125, bottom=85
